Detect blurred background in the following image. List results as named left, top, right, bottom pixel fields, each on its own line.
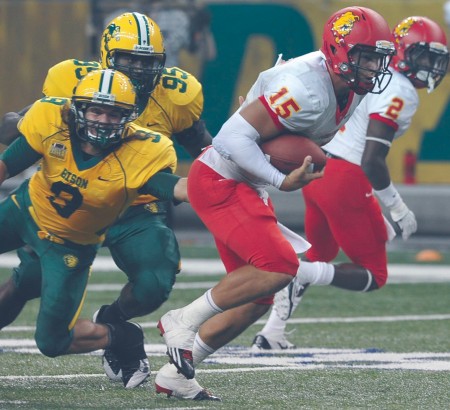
left=0, top=0, right=449, bottom=234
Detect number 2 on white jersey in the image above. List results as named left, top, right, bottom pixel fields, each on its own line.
left=385, top=97, right=404, bottom=120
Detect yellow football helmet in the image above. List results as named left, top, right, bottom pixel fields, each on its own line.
left=71, top=69, right=137, bottom=148
left=100, top=12, right=166, bottom=96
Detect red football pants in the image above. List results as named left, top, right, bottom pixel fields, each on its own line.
left=188, top=158, right=299, bottom=304
left=302, top=158, right=388, bottom=287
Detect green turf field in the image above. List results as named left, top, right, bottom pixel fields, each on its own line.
left=0, top=247, right=449, bottom=409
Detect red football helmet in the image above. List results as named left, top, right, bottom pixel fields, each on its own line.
left=321, top=7, right=395, bottom=95
left=392, top=16, right=449, bottom=92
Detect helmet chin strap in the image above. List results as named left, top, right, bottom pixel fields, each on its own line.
left=427, top=76, right=436, bottom=94
left=416, top=69, right=436, bottom=93
left=86, top=129, right=118, bottom=146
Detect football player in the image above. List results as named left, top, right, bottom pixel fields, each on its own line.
left=0, top=69, right=187, bottom=388
left=154, top=7, right=395, bottom=399
left=252, top=16, right=449, bottom=350
left=0, top=12, right=212, bottom=394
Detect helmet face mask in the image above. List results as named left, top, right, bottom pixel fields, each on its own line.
left=340, top=43, right=394, bottom=94
left=101, top=12, right=166, bottom=97
left=71, top=69, right=137, bottom=149
left=111, top=50, right=166, bottom=96
left=321, top=7, right=395, bottom=95
left=392, top=16, right=449, bottom=93
left=73, top=102, right=135, bottom=149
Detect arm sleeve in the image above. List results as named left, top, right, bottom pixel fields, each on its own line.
left=138, top=169, right=181, bottom=201
left=0, top=135, right=42, bottom=177
left=212, top=112, right=286, bottom=188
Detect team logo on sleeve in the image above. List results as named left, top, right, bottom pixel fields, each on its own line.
left=332, top=12, right=360, bottom=44
left=49, top=141, right=67, bottom=161
left=63, top=254, right=79, bottom=268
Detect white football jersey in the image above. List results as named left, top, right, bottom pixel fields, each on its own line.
left=243, top=51, right=365, bottom=147
left=201, top=51, right=367, bottom=189
left=323, top=69, right=419, bottom=165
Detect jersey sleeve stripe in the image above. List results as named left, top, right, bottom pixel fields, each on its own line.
left=369, top=113, right=399, bottom=132
left=258, top=96, right=285, bottom=131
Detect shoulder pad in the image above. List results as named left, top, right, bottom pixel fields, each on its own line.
left=126, top=122, right=173, bottom=145
left=157, top=67, right=203, bottom=106
left=43, top=59, right=101, bottom=97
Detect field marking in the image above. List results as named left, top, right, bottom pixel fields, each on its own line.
left=2, top=313, right=449, bottom=333
left=87, top=282, right=219, bottom=291
left=0, top=345, right=449, bottom=374
left=1, top=254, right=450, bottom=283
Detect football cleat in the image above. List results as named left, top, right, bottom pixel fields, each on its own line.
left=110, top=321, right=150, bottom=388
left=122, top=357, right=150, bottom=389
left=274, top=279, right=310, bottom=321
left=93, top=305, right=122, bottom=382
left=155, top=363, right=221, bottom=401
left=157, top=309, right=197, bottom=379
left=251, top=333, right=296, bottom=350
left=102, top=348, right=123, bottom=382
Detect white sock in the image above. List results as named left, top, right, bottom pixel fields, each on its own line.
left=179, top=289, right=223, bottom=329
left=298, top=261, right=334, bottom=285
left=193, top=333, right=216, bottom=366
left=259, top=306, right=287, bottom=338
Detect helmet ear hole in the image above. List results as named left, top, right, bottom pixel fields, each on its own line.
left=340, top=63, right=349, bottom=72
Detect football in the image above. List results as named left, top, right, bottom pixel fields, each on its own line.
left=261, top=134, right=327, bottom=174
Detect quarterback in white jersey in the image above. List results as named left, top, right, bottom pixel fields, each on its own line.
left=242, top=51, right=366, bottom=146
left=203, top=50, right=370, bottom=191
left=253, top=16, right=449, bottom=352
left=154, top=7, right=396, bottom=399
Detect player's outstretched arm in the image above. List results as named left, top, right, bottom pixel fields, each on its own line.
left=0, top=112, right=22, bottom=146
left=173, top=177, right=189, bottom=203
left=0, top=160, right=9, bottom=186
left=0, top=135, right=42, bottom=186
left=279, top=156, right=323, bottom=192
left=140, top=173, right=189, bottom=203
left=0, top=105, right=32, bottom=146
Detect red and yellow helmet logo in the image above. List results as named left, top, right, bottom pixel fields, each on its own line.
left=393, top=17, right=416, bottom=44
left=332, top=12, right=360, bottom=44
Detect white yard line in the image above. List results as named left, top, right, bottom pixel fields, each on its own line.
left=0, top=345, right=449, bottom=373
left=2, top=313, right=449, bottom=333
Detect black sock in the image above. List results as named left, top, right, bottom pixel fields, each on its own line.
left=99, top=300, right=129, bottom=323
left=108, top=322, right=144, bottom=360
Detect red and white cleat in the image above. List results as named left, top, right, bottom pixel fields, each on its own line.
left=155, top=363, right=220, bottom=401
left=157, top=309, right=197, bottom=379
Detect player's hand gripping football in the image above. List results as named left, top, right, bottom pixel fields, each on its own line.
left=279, top=155, right=323, bottom=192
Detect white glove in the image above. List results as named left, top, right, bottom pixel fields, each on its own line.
left=389, top=201, right=417, bottom=240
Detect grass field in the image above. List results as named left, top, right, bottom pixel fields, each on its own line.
left=0, top=244, right=449, bottom=409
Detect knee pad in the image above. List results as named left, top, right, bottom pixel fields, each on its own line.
left=13, top=247, right=42, bottom=301
left=35, top=327, right=72, bottom=358
left=132, top=269, right=177, bottom=313
left=35, top=308, right=72, bottom=358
